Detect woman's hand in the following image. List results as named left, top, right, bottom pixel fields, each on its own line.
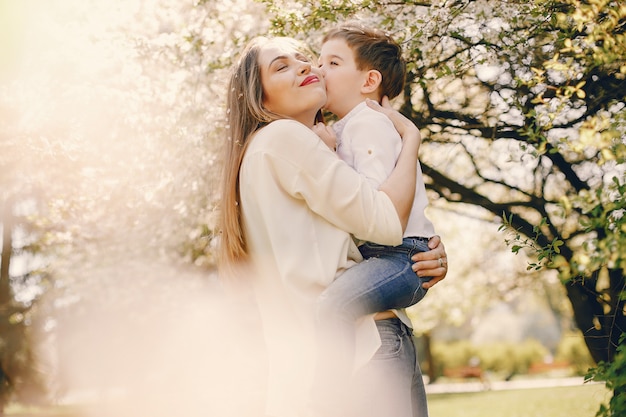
left=412, top=235, right=448, bottom=289
left=366, top=97, right=420, bottom=143
left=312, top=123, right=337, bottom=151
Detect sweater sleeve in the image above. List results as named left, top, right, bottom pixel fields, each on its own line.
left=244, top=119, right=402, bottom=245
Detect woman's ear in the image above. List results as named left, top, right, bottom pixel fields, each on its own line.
left=361, top=69, right=382, bottom=94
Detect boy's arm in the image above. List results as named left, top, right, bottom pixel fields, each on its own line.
left=342, top=110, right=401, bottom=188
left=366, top=97, right=420, bottom=230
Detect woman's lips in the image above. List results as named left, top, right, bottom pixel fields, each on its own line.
left=300, top=75, right=320, bottom=86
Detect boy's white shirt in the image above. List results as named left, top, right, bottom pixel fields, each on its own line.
left=332, top=101, right=437, bottom=371
left=333, top=101, right=437, bottom=239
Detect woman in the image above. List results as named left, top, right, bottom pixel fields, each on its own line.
left=218, top=36, right=447, bottom=417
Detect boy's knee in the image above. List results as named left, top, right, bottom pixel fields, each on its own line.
left=316, top=290, right=359, bottom=322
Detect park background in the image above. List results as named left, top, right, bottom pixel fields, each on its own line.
left=0, top=0, right=623, bottom=416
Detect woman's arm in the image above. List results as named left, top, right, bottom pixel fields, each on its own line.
left=249, top=119, right=404, bottom=246
left=366, top=98, right=421, bottom=230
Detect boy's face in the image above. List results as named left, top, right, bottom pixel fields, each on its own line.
left=318, top=38, right=368, bottom=119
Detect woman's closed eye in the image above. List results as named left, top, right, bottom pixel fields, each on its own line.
left=274, top=57, right=309, bottom=72
left=270, top=60, right=290, bottom=73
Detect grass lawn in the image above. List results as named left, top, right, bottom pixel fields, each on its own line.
left=5, top=382, right=611, bottom=416
left=427, top=382, right=610, bottom=417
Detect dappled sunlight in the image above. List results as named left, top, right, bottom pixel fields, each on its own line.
left=1, top=0, right=226, bottom=263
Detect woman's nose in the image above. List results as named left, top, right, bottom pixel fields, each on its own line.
left=298, top=62, right=311, bottom=74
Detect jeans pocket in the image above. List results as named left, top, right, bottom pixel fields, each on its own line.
left=374, top=323, right=403, bottom=359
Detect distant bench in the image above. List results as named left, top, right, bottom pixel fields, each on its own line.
left=528, top=360, right=571, bottom=374
left=443, top=365, right=485, bottom=380
left=442, top=365, right=490, bottom=389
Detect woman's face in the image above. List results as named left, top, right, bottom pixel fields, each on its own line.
left=258, top=40, right=327, bottom=128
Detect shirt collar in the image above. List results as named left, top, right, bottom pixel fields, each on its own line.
left=331, top=101, right=368, bottom=141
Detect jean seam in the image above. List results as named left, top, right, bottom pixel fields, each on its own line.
left=374, top=322, right=404, bottom=359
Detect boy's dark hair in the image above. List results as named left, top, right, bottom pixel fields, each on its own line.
left=323, top=23, right=406, bottom=100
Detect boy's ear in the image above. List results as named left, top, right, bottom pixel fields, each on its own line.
left=361, top=69, right=382, bottom=94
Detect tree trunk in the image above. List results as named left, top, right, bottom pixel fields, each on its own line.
left=0, top=202, right=14, bottom=414
left=422, top=332, right=437, bottom=383
left=608, top=268, right=626, bottom=361
left=565, top=269, right=625, bottom=364
left=0, top=201, right=12, bottom=305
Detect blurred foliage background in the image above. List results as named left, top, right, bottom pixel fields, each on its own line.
left=0, top=0, right=624, bottom=416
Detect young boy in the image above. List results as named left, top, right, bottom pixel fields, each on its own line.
left=316, top=23, right=437, bottom=329
left=310, top=23, right=438, bottom=416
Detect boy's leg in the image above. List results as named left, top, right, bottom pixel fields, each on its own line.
left=318, top=248, right=427, bottom=323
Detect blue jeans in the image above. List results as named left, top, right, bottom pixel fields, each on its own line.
left=350, top=318, right=429, bottom=417
left=311, top=238, right=431, bottom=416
left=311, top=319, right=429, bottom=417
left=318, top=237, right=431, bottom=322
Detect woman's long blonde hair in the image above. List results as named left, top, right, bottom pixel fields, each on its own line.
left=218, top=36, right=317, bottom=277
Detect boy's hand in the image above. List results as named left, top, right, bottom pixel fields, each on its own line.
left=312, top=123, right=337, bottom=151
